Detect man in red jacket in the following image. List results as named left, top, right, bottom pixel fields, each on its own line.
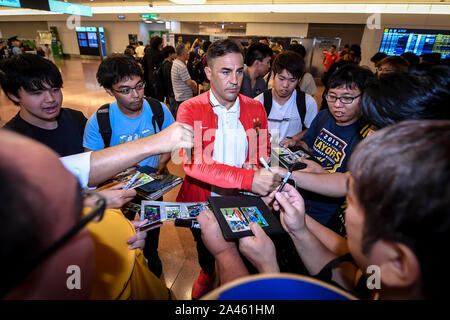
left=176, top=39, right=280, bottom=299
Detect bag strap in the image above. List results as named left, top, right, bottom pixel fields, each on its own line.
left=145, top=97, right=164, bottom=132
left=96, top=104, right=112, bottom=148
left=263, top=89, right=273, bottom=116
left=295, top=88, right=307, bottom=129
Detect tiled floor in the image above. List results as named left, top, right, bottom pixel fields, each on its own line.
left=0, top=57, right=324, bottom=300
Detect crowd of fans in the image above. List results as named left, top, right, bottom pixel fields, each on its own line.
left=0, top=34, right=449, bottom=300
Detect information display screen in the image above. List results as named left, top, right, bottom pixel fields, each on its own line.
left=379, top=28, right=450, bottom=59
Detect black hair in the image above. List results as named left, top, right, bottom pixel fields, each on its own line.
left=150, top=36, right=163, bottom=50
left=96, top=54, right=143, bottom=89
left=245, top=43, right=273, bottom=66
left=328, top=64, right=374, bottom=92
left=162, top=45, right=175, bottom=59
left=138, top=41, right=144, bottom=46
left=401, top=52, right=420, bottom=67
left=286, top=44, right=306, bottom=58
left=370, top=52, right=387, bottom=64
left=421, top=52, right=441, bottom=65
left=362, top=65, right=450, bottom=129
left=330, top=45, right=337, bottom=49
left=272, top=51, right=305, bottom=80
left=349, top=120, right=450, bottom=299
left=206, top=38, right=243, bottom=66
left=0, top=54, right=63, bottom=106
left=202, top=40, right=212, bottom=53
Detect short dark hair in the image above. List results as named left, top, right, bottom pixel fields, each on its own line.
left=272, top=51, right=305, bottom=80
left=349, top=120, right=450, bottom=299
left=421, top=52, right=441, bottom=64
left=362, top=65, right=450, bottom=129
left=206, top=38, right=243, bottom=67
left=286, top=44, right=306, bottom=58
left=96, top=54, right=143, bottom=89
left=138, top=41, right=144, bottom=46
left=370, top=52, right=387, bottom=64
left=376, top=56, right=409, bottom=72
left=0, top=54, right=63, bottom=106
left=330, top=45, right=337, bottom=49
left=162, top=45, right=175, bottom=59
left=328, top=64, right=374, bottom=92
left=401, top=52, right=420, bottom=67
left=150, top=36, right=163, bottom=50
left=245, top=43, right=273, bottom=66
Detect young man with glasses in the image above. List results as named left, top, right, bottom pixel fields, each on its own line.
left=83, top=55, right=175, bottom=277
left=289, top=64, right=374, bottom=226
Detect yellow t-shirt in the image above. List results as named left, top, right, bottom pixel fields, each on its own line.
left=86, top=208, right=172, bottom=300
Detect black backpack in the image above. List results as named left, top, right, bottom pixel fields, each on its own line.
left=151, top=63, right=166, bottom=99
left=192, top=56, right=206, bottom=84
left=96, top=97, right=164, bottom=148
left=263, top=87, right=307, bottom=129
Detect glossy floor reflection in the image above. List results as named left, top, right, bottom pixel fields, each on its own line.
left=0, top=57, right=324, bottom=300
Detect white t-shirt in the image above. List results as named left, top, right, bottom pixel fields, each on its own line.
left=60, top=151, right=92, bottom=188
left=254, top=90, right=318, bottom=143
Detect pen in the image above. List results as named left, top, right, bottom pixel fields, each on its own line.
left=259, top=157, right=273, bottom=173
left=123, top=172, right=140, bottom=190
left=278, top=171, right=292, bottom=193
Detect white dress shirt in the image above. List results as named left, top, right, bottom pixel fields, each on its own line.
left=209, top=90, right=248, bottom=196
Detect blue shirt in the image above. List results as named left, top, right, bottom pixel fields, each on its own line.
left=301, top=109, right=363, bottom=225
left=83, top=99, right=174, bottom=168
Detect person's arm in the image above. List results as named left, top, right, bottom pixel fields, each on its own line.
left=197, top=209, right=249, bottom=284
left=186, top=79, right=198, bottom=95
left=272, top=184, right=357, bottom=290
left=177, top=102, right=279, bottom=195
left=88, top=122, right=193, bottom=187
left=273, top=166, right=348, bottom=198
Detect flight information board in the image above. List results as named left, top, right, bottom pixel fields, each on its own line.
left=379, top=28, right=449, bottom=59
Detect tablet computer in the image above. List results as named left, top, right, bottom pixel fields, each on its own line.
left=207, top=196, right=284, bottom=240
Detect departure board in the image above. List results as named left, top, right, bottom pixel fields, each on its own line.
left=379, top=28, right=449, bottom=59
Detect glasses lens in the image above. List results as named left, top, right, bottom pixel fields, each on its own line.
left=340, top=97, right=354, bottom=104
left=326, top=95, right=337, bottom=102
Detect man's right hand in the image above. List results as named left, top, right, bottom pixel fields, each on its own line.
left=157, top=122, right=194, bottom=153
left=251, top=168, right=281, bottom=196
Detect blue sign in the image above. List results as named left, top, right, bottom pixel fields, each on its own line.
left=0, top=0, right=21, bottom=8
left=48, top=0, right=92, bottom=17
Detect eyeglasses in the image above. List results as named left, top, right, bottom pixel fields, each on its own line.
left=111, top=82, right=145, bottom=95
left=325, top=94, right=361, bottom=104
left=1, top=189, right=106, bottom=297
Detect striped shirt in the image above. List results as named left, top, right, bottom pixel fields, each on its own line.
left=171, top=59, right=193, bottom=102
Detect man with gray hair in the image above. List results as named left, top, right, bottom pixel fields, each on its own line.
left=171, top=43, right=198, bottom=117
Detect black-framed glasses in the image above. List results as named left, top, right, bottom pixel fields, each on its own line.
left=325, top=94, right=361, bottom=104
left=1, top=190, right=106, bottom=297
left=111, top=82, right=145, bottom=95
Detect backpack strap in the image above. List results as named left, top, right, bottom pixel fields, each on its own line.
left=145, top=97, right=164, bottom=132
left=96, top=104, right=112, bottom=148
left=263, top=89, right=273, bottom=117
left=295, top=88, right=307, bottom=129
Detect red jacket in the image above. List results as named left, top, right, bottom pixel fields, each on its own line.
left=176, top=91, right=270, bottom=202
